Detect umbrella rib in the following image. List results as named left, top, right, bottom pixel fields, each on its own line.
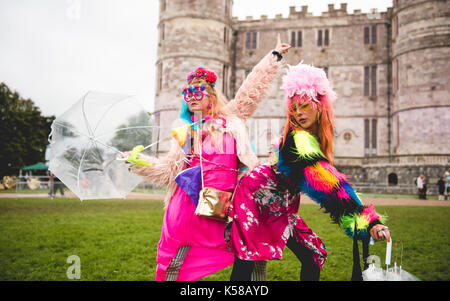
left=81, top=92, right=95, bottom=138
left=81, top=92, right=104, bottom=159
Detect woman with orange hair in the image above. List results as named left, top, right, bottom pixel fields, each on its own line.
left=227, top=63, right=391, bottom=281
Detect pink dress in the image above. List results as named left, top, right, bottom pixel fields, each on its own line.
left=227, top=164, right=327, bottom=269
left=155, top=132, right=238, bottom=281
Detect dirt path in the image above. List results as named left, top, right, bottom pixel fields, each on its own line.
left=2, top=192, right=449, bottom=206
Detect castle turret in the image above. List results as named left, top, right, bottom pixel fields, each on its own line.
left=391, top=0, right=450, bottom=156
left=154, top=0, right=233, bottom=152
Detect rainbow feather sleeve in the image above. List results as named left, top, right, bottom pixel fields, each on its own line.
left=277, top=130, right=386, bottom=241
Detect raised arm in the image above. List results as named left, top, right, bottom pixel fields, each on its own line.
left=224, top=34, right=290, bottom=121
left=277, top=130, right=387, bottom=241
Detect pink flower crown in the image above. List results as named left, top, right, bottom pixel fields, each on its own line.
left=186, top=67, right=217, bottom=87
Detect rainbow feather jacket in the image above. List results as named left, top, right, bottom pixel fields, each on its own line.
left=274, top=129, right=386, bottom=241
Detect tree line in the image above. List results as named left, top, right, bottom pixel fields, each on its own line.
left=0, top=82, right=54, bottom=178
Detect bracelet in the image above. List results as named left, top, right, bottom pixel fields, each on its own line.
left=272, top=50, right=283, bottom=62
left=368, top=219, right=382, bottom=232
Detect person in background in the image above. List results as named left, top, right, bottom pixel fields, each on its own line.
left=47, top=171, right=54, bottom=198
left=417, top=174, right=424, bottom=199
left=49, top=172, right=64, bottom=197
left=437, top=176, right=445, bottom=201
left=422, top=175, right=428, bottom=200
left=445, top=171, right=450, bottom=200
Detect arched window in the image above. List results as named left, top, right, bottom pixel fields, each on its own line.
left=388, top=173, right=398, bottom=186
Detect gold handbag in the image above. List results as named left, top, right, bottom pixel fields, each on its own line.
left=195, top=187, right=232, bottom=221
left=193, top=129, right=233, bottom=222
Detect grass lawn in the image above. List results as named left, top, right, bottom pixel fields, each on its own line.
left=0, top=197, right=448, bottom=281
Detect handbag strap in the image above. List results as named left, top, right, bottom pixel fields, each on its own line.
left=196, top=122, right=205, bottom=189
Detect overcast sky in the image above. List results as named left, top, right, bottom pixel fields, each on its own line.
left=0, top=0, right=392, bottom=117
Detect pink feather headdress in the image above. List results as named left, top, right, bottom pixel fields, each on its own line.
left=281, top=63, right=337, bottom=107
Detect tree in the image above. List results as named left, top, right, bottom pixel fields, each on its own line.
left=0, top=82, right=55, bottom=177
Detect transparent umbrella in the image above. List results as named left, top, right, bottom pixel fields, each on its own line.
left=363, top=238, right=420, bottom=281
left=47, top=91, right=157, bottom=201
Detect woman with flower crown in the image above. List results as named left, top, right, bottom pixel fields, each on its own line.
left=127, top=35, right=291, bottom=281
left=227, top=63, right=391, bottom=281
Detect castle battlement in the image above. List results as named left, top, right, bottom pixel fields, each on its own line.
left=233, top=3, right=390, bottom=23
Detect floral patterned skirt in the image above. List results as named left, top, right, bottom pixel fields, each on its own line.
left=226, top=164, right=327, bottom=269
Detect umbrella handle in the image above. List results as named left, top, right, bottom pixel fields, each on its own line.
left=384, top=232, right=392, bottom=266
left=369, top=231, right=392, bottom=266
left=116, top=145, right=150, bottom=166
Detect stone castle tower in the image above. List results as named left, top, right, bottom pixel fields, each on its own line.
left=154, top=0, right=233, bottom=151
left=390, top=0, right=449, bottom=163
left=154, top=0, right=450, bottom=194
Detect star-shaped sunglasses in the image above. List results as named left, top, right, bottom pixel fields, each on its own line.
left=182, top=83, right=210, bottom=103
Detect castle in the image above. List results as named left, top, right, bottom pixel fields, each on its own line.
left=153, top=0, right=450, bottom=194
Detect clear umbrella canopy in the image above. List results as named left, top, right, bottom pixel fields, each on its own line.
left=48, top=91, right=156, bottom=201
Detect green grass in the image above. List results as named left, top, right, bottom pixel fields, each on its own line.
left=0, top=197, right=448, bottom=281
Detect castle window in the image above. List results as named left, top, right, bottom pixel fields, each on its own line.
left=372, top=119, right=377, bottom=155
left=318, top=29, right=329, bottom=46
left=224, top=27, right=228, bottom=44
left=157, top=62, right=163, bottom=93
left=324, top=29, right=329, bottom=46
left=343, top=132, right=352, bottom=142
left=364, top=119, right=377, bottom=156
left=364, top=119, right=370, bottom=156
left=371, top=65, right=377, bottom=96
left=371, top=25, right=377, bottom=44
left=364, top=65, right=377, bottom=96
left=223, top=65, right=229, bottom=95
left=394, top=59, right=399, bottom=91
left=154, top=112, right=161, bottom=153
left=160, top=23, right=165, bottom=41
left=393, top=16, right=398, bottom=38
left=364, top=27, right=370, bottom=44
left=364, top=25, right=377, bottom=44
left=388, top=173, right=398, bottom=186
left=291, top=31, right=302, bottom=47
left=246, top=32, right=257, bottom=49
left=364, top=66, right=370, bottom=95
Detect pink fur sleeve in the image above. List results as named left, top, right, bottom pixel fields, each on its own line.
left=223, top=52, right=281, bottom=121
left=129, top=138, right=185, bottom=187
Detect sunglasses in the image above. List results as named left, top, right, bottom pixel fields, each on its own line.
left=290, top=102, right=311, bottom=112
left=182, top=83, right=210, bottom=103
